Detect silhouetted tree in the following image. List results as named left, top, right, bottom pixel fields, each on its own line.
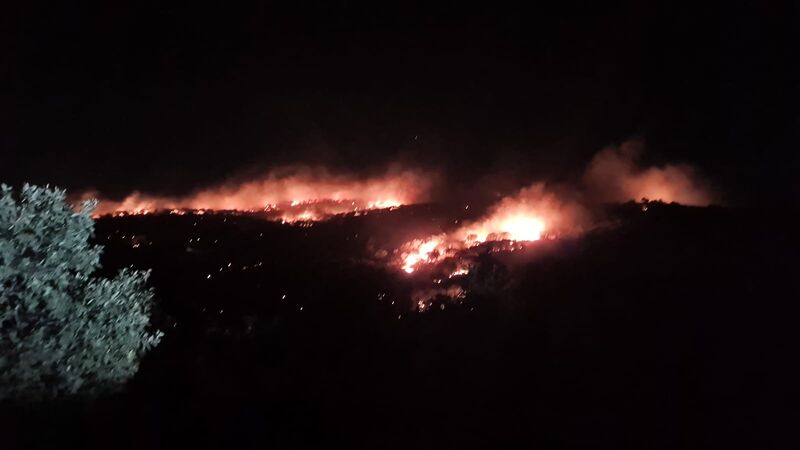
left=0, top=184, right=162, bottom=401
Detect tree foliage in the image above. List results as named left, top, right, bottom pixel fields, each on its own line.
left=0, top=184, right=162, bottom=401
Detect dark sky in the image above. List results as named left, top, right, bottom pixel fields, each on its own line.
left=2, top=2, right=798, bottom=204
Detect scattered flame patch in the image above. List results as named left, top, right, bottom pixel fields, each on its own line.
left=401, top=236, right=446, bottom=273
left=413, top=286, right=467, bottom=312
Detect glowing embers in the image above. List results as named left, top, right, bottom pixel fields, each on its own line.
left=413, top=286, right=466, bottom=312
left=94, top=198, right=405, bottom=223
left=276, top=199, right=402, bottom=224
left=99, top=198, right=405, bottom=223
left=107, top=208, right=154, bottom=217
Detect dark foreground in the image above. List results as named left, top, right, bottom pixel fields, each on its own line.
left=3, top=203, right=799, bottom=449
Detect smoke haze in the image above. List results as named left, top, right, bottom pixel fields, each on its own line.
left=87, top=166, right=435, bottom=218
left=583, top=141, right=713, bottom=206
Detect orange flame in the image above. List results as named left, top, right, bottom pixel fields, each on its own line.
left=397, top=183, right=586, bottom=274
left=401, top=236, right=446, bottom=273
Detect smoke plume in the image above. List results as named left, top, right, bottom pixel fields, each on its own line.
left=582, top=141, right=713, bottom=206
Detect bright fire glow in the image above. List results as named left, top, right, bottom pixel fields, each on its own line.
left=463, top=214, right=546, bottom=244
left=396, top=183, right=586, bottom=274
left=500, top=216, right=545, bottom=241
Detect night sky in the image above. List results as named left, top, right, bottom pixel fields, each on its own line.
left=2, top=2, right=798, bottom=204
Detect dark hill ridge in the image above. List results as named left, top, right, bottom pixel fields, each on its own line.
left=4, top=202, right=798, bottom=449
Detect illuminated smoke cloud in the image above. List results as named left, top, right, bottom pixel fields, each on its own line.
left=583, top=141, right=713, bottom=206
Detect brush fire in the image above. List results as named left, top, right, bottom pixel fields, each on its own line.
left=85, top=168, right=431, bottom=222
left=82, top=144, right=713, bottom=311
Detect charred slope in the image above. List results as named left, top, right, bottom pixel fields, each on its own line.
left=4, top=203, right=798, bottom=449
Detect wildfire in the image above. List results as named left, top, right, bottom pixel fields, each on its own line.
left=398, top=214, right=549, bottom=274
left=398, top=215, right=546, bottom=274
left=84, top=168, right=431, bottom=221
left=396, top=183, right=586, bottom=274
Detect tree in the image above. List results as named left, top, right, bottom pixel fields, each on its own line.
left=0, top=184, right=162, bottom=401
